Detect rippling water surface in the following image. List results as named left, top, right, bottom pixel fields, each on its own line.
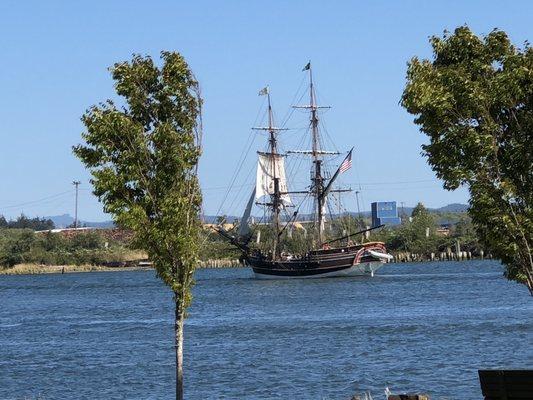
left=1, top=260, right=532, bottom=399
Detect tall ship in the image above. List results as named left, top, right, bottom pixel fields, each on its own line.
left=216, top=63, right=392, bottom=279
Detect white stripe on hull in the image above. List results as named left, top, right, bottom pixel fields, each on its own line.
left=252, top=261, right=385, bottom=280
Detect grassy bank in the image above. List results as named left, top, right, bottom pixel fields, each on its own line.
left=0, top=259, right=244, bottom=275
left=0, top=263, right=152, bottom=275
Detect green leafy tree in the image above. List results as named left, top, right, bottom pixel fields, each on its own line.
left=387, top=202, right=436, bottom=254
left=73, top=52, right=203, bottom=399
left=0, top=229, right=35, bottom=267
left=41, top=230, right=64, bottom=251
left=411, top=202, right=428, bottom=219
left=452, top=217, right=481, bottom=252
left=3, top=214, right=55, bottom=230
left=68, top=231, right=103, bottom=250
left=402, top=26, right=533, bottom=294
left=407, top=203, right=437, bottom=254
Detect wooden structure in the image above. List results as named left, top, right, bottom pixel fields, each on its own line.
left=216, top=63, right=393, bottom=279
left=479, top=370, right=533, bottom=400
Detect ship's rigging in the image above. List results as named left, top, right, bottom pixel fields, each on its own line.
left=229, top=63, right=356, bottom=256
left=213, top=62, right=392, bottom=279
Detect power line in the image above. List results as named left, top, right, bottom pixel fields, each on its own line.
left=352, top=179, right=436, bottom=186
left=0, top=191, right=72, bottom=211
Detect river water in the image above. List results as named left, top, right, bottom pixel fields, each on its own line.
left=1, top=260, right=531, bottom=399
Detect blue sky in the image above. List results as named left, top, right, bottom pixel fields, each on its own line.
left=0, top=1, right=531, bottom=221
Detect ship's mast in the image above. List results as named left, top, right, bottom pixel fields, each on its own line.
left=291, top=64, right=353, bottom=247
left=308, top=65, right=325, bottom=244
left=290, top=64, right=333, bottom=245
left=266, top=91, right=282, bottom=259
left=253, top=88, right=289, bottom=259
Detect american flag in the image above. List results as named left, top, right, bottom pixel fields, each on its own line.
left=339, top=149, right=353, bottom=174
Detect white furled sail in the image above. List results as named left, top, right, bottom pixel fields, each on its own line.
left=319, top=199, right=327, bottom=234
left=255, top=153, right=291, bottom=205
left=238, top=188, right=256, bottom=238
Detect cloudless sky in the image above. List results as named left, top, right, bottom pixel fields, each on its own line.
left=0, top=1, right=531, bottom=221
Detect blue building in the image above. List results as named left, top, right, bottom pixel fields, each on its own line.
left=371, top=201, right=401, bottom=227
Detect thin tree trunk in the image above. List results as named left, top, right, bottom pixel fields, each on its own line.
left=175, top=297, right=184, bottom=400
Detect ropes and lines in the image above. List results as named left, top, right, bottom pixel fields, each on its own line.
left=214, top=96, right=267, bottom=218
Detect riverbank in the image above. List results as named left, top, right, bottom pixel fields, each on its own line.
left=0, top=263, right=153, bottom=275
left=0, top=260, right=244, bottom=275
left=1, top=255, right=498, bottom=275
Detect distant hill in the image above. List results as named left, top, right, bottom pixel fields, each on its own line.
left=46, top=203, right=469, bottom=228
left=47, top=214, right=115, bottom=229
left=202, top=215, right=231, bottom=224
left=202, top=203, right=470, bottom=223
left=435, top=203, right=469, bottom=213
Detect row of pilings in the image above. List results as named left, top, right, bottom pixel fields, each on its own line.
left=390, top=250, right=492, bottom=263
left=197, top=259, right=243, bottom=268
left=196, top=252, right=493, bottom=268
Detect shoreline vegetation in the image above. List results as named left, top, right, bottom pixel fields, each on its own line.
left=1, top=202, right=496, bottom=276
left=0, top=253, right=496, bottom=276
left=0, top=263, right=153, bottom=275
left=0, top=260, right=244, bottom=275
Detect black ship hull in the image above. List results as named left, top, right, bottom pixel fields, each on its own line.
left=245, top=242, right=392, bottom=279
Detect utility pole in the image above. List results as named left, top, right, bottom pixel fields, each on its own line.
left=400, top=201, right=405, bottom=222
left=72, top=181, right=81, bottom=228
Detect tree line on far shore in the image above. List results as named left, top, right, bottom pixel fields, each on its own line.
left=0, top=229, right=136, bottom=268
left=0, top=203, right=483, bottom=269
left=204, top=202, right=483, bottom=261
left=0, top=214, right=54, bottom=231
